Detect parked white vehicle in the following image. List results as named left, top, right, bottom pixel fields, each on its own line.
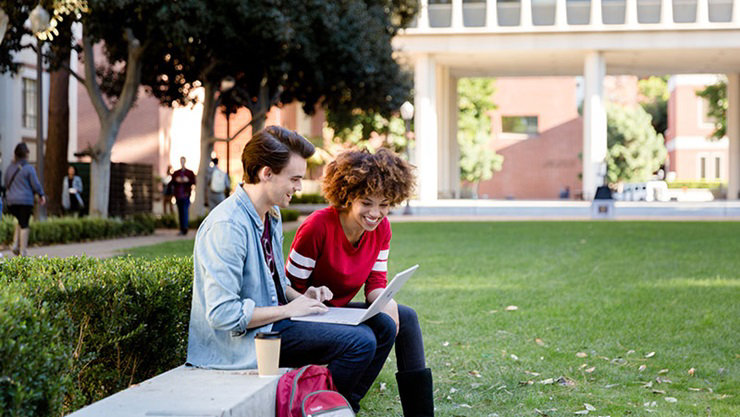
left=615, top=181, right=670, bottom=202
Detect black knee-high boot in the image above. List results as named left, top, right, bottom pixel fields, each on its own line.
left=396, top=368, right=434, bottom=417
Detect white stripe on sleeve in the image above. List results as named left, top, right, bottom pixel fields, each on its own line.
left=371, top=261, right=388, bottom=272
left=377, top=249, right=389, bottom=261
left=287, top=262, right=312, bottom=279
left=289, top=249, right=316, bottom=268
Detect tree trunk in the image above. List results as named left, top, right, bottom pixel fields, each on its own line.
left=88, top=121, right=119, bottom=217
left=193, top=82, right=217, bottom=218
left=44, top=57, right=71, bottom=216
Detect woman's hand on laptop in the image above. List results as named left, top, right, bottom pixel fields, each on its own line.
left=305, top=286, right=333, bottom=303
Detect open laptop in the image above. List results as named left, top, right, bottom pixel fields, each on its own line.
left=290, top=264, right=419, bottom=325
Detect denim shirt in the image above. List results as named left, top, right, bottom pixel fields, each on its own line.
left=186, top=185, right=289, bottom=369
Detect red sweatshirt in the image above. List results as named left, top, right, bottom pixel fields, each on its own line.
left=285, top=207, right=390, bottom=306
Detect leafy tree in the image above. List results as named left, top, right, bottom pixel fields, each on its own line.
left=143, top=0, right=417, bottom=215
left=457, top=77, right=502, bottom=197
left=605, top=103, right=667, bottom=184
left=638, top=75, right=669, bottom=135
left=696, top=79, right=727, bottom=140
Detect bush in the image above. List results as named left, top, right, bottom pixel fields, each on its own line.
left=0, top=256, right=193, bottom=416
left=666, top=180, right=725, bottom=189
left=280, top=209, right=300, bottom=222
left=289, top=193, right=327, bottom=204
left=156, top=210, right=300, bottom=229
left=0, top=215, right=156, bottom=247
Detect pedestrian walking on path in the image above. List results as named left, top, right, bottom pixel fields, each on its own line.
left=4, top=143, right=46, bottom=257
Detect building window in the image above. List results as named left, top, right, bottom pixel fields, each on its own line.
left=502, top=116, right=538, bottom=135
left=699, top=156, right=707, bottom=179
left=22, top=78, right=37, bottom=129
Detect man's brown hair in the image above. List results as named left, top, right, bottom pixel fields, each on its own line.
left=241, top=126, right=315, bottom=184
left=322, top=148, right=415, bottom=207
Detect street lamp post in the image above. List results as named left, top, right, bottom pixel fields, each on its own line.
left=219, top=76, right=235, bottom=180
left=29, top=4, right=50, bottom=220
left=400, top=101, right=414, bottom=215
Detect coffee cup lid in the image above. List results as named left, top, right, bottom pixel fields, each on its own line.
left=256, top=331, right=281, bottom=339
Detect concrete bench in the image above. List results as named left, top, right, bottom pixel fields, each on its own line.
left=66, top=366, right=288, bottom=417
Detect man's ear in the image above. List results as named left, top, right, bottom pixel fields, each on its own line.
left=258, top=166, right=273, bottom=182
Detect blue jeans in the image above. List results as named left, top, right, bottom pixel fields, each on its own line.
left=176, top=197, right=190, bottom=233
left=272, top=312, right=396, bottom=411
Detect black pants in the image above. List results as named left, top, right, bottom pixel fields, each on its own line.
left=9, top=205, right=33, bottom=228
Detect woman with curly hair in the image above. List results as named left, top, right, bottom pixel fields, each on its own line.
left=286, top=148, right=434, bottom=416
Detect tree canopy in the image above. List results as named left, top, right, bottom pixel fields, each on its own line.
left=457, top=77, right=503, bottom=193
left=605, top=103, right=667, bottom=184
left=696, top=78, right=727, bottom=141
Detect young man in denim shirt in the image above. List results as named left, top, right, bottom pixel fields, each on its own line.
left=187, top=126, right=396, bottom=413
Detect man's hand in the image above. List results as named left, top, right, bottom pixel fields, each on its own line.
left=285, top=295, right=329, bottom=317
left=39, top=196, right=47, bottom=206
left=305, top=286, right=333, bottom=303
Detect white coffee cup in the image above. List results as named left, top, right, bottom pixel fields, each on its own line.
left=255, top=331, right=281, bottom=377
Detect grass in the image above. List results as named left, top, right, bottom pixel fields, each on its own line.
left=124, top=221, right=740, bottom=416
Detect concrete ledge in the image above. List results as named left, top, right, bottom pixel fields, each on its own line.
left=66, top=366, right=288, bottom=417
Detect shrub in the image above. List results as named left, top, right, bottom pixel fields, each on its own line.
left=289, top=193, right=327, bottom=204
left=666, top=180, right=725, bottom=189
left=0, top=256, right=193, bottom=416
left=280, top=209, right=300, bottom=222
left=0, top=215, right=156, bottom=246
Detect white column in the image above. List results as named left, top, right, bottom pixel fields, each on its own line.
left=448, top=75, right=461, bottom=198
left=661, top=0, right=674, bottom=25
left=696, top=0, right=709, bottom=23
left=418, top=0, right=430, bottom=30
left=555, top=0, right=568, bottom=27
left=734, top=0, right=740, bottom=24
left=625, top=0, right=638, bottom=25
left=414, top=54, right=439, bottom=201
left=582, top=51, right=607, bottom=200
left=521, top=0, right=533, bottom=27
left=452, top=0, right=464, bottom=29
left=590, top=0, right=603, bottom=26
left=727, top=74, right=740, bottom=200
left=486, top=0, right=498, bottom=27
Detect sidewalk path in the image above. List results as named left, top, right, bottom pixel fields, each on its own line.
left=1, top=222, right=301, bottom=260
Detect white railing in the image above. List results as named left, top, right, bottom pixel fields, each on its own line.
left=407, top=0, right=738, bottom=32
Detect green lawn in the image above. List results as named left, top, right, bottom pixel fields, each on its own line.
left=124, top=222, right=740, bottom=416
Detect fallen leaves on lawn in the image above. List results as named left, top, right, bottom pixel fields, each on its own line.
left=535, top=338, right=546, bottom=346
left=442, top=341, right=449, bottom=347
left=652, top=389, right=666, bottom=395
left=469, top=370, right=482, bottom=378
left=639, top=365, right=647, bottom=372
left=449, top=387, right=457, bottom=393
left=688, top=367, right=696, bottom=376
left=525, top=370, right=541, bottom=376
left=645, top=351, right=656, bottom=358
left=576, top=352, right=588, bottom=358
left=585, top=366, right=596, bottom=373
left=664, top=397, right=677, bottom=403
left=505, top=305, right=518, bottom=311
left=379, top=382, right=386, bottom=392
left=658, top=369, right=669, bottom=375
left=584, top=403, right=596, bottom=411
left=510, top=354, right=519, bottom=361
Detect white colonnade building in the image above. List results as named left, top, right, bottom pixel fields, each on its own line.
left=393, top=0, right=740, bottom=200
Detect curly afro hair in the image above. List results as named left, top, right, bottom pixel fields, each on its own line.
left=322, top=148, right=416, bottom=207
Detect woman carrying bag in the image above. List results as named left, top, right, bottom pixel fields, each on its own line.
left=61, top=165, right=84, bottom=216
left=4, top=143, right=46, bottom=256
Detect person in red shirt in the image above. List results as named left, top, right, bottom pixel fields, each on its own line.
left=170, top=156, right=196, bottom=235
left=286, top=149, right=434, bottom=416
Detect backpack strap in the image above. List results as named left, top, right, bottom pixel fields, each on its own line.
left=6, top=164, right=24, bottom=191
left=288, top=365, right=312, bottom=414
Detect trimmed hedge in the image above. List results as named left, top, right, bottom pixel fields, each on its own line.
left=0, top=256, right=193, bottom=416
left=289, top=193, right=326, bottom=204
left=155, top=208, right=300, bottom=230
left=666, top=180, right=726, bottom=189
left=0, top=214, right=156, bottom=246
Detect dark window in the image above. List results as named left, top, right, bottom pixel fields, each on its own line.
left=22, top=78, right=37, bottom=129
left=502, top=116, right=538, bottom=135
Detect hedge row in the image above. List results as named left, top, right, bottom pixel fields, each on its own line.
left=155, top=208, right=300, bottom=230
left=0, top=256, right=193, bottom=416
left=289, top=193, right=326, bottom=204
left=666, top=180, right=726, bottom=189
left=0, top=214, right=156, bottom=246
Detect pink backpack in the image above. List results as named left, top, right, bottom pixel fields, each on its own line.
left=276, top=365, right=355, bottom=417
